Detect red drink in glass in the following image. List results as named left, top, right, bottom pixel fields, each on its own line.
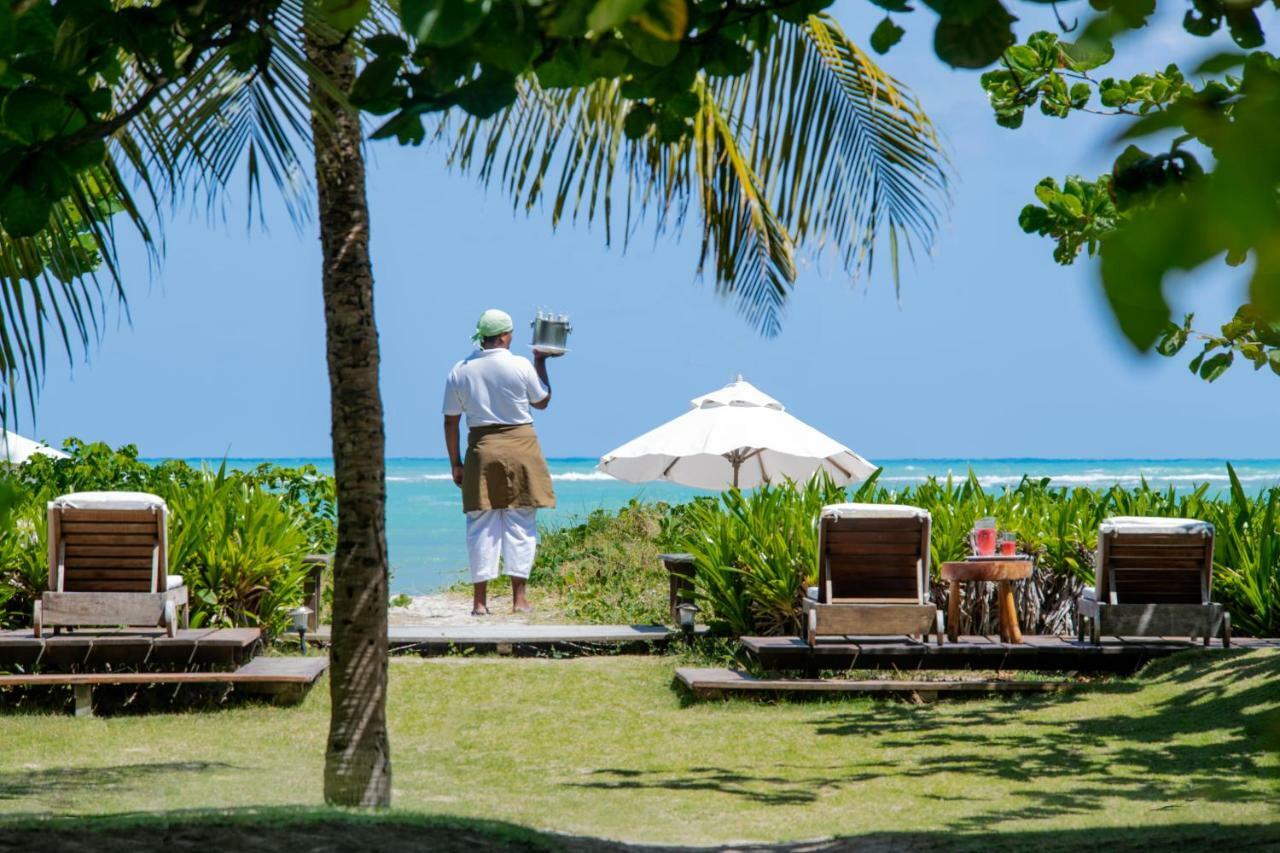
left=973, top=527, right=997, bottom=556
left=999, top=539, right=1016, bottom=556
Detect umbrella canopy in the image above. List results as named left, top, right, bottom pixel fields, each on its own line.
left=598, top=377, right=876, bottom=490
left=1, top=430, right=67, bottom=465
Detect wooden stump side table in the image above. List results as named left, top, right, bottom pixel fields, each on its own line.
left=940, top=560, right=1033, bottom=644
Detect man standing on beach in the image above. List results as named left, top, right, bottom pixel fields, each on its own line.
left=443, top=309, right=559, bottom=615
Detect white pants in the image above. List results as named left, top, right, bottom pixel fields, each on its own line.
left=465, top=508, right=538, bottom=583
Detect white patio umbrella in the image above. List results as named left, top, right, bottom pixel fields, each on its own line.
left=598, top=377, right=876, bottom=490
left=0, top=430, right=67, bottom=465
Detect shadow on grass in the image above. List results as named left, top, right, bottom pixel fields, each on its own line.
left=0, top=761, right=238, bottom=802
left=0, top=809, right=1275, bottom=852
left=568, top=764, right=883, bottom=806
left=811, top=649, right=1280, bottom=830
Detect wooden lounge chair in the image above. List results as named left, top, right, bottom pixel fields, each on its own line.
left=33, top=492, right=188, bottom=638
left=1077, top=516, right=1229, bottom=647
left=801, top=503, right=944, bottom=646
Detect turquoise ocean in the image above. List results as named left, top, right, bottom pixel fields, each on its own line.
left=176, top=457, right=1280, bottom=594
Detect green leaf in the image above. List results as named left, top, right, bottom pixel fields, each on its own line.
left=1199, top=351, right=1233, bottom=382
left=1194, top=52, right=1247, bottom=75
left=453, top=68, right=517, bottom=118
left=635, top=0, right=688, bottom=41
left=932, top=0, right=1017, bottom=69
left=1004, top=44, right=1038, bottom=70
left=622, top=23, right=679, bottom=65
left=1, top=87, right=73, bottom=145
left=402, top=0, right=490, bottom=47
left=1155, top=325, right=1187, bottom=356
left=623, top=103, right=653, bottom=139
left=317, top=0, right=371, bottom=31
left=0, top=1, right=14, bottom=58
left=702, top=39, right=752, bottom=76
left=1060, top=38, right=1114, bottom=71
left=1069, top=82, right=1092, bottom=108
left=869, top=0, right=913, bottom=10
left=349, top=55, right=402, bottom=114
left=365, top=34, right=410, bottom=57
left=870, top=17, right=905, bottom=55
left=1269, top=350, right=1280, bottom=377
left=587, top=0, right=648, bottom=33
left=0, top=183, right=53, bottom=237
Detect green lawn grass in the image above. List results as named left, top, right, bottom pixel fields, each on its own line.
left=2, top=650, right=1278, bottom=848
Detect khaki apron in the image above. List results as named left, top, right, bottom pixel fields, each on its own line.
left=462, top=423, right=556, bottom=513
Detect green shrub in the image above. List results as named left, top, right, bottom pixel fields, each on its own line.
left=530, top=500, right=677, bottom=624
left=0, top=439, right=336, bottom=638
left=676, top=464, right=1280, bottom=638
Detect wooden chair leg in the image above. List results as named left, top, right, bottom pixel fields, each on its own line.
left=32, top=601, right=42, bottom=639
left=1090, top=616, right=1100, bottom=646
left=935, top=611, right=945, bottom=647
left=1223, top=613, right=1231, bottom=649
left=162, top=600, right=177, bottom=639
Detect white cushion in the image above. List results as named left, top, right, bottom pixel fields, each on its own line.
left=51, top=491, right=167, bottom=511
left=1081, top=586, right=1097, bottom=601
left=821, top=502, right=929, bottom=520
left=805, top=586, right=819, bottom=601
left=166, top=575, right=184, bottom=591
left=1100, top=516, right=1212, bottom=536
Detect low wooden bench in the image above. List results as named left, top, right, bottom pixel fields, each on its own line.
left=0, top=655, right=329, bottom=716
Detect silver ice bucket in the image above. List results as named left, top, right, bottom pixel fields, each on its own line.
left=531, top=311, right=571, bottom=354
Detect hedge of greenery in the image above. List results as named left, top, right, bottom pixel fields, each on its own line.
left=0, top=440, right=335, bottom=638
left=677, top=467, right=1280, bottom=638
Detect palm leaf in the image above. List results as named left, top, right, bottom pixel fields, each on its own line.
left=0, top=0, right=344, bottom=424
left=440, top=14, right=950, bottom=335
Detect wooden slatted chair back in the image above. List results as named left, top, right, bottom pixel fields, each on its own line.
left=48, top=506, right=165, bottom=594
left=1098, top=530, right=1213, bottom=605
left=819, top=515, right=930, bottom=604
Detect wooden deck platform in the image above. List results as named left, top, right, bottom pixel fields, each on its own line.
left=314, top=623, right=703, bottom=655
left=0, top=627, right=263, bottom=670
left=675, top=667, right=1074, bottom=701
left=743, top=634, right=1280, bottom=674
left=0, top=655, right=328, bottom=716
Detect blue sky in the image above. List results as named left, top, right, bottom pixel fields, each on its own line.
left=25, top=2, right=1280, bottom=460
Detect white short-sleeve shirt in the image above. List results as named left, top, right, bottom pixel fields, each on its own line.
left=442, top=348, right=548, bottom=428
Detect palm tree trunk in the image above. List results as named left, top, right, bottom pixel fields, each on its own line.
left=305, top=24, right=391, bottom=807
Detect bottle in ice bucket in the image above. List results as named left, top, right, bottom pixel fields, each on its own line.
left=531, top=311, right=571, bottom=354
left=971, top=517, right=997, bottom=556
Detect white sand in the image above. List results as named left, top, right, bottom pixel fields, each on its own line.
left=388, top=591, right=548, bottom=625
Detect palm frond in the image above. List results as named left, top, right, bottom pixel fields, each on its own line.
left=441, top=14, right=950, bottom=334
left=0, top=0, right=348, bottom=424
left=0, top=167, right=141, bottom=425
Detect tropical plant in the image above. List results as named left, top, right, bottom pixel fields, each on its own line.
left=1206, top=465, right=1280, bottom=637
left=0, top=441, right=336, bottom=633
left=680, top=475, right=849, bottom=636
left=676, top=465, right=1280, bottom=639
left=167, top=471, right=313, bottom=636
left=961, top=17, right=1280, bottom=379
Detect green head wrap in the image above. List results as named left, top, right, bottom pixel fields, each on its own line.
left=472, top=308, right=514, bottom=344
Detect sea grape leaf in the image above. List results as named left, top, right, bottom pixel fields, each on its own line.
left=587, top=0, right=647, bottom=33
left=402, top=0, right=490, bottom=46
left=932, top=0, right=1017, bottom=69
left=871, top=17, right=905, bottom=54
left=317, top=0, right=371, bottom=31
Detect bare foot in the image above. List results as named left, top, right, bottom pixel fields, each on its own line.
left=513, top=604, right=534, bottom=614
left=471, top=606, right=490, bottom=617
